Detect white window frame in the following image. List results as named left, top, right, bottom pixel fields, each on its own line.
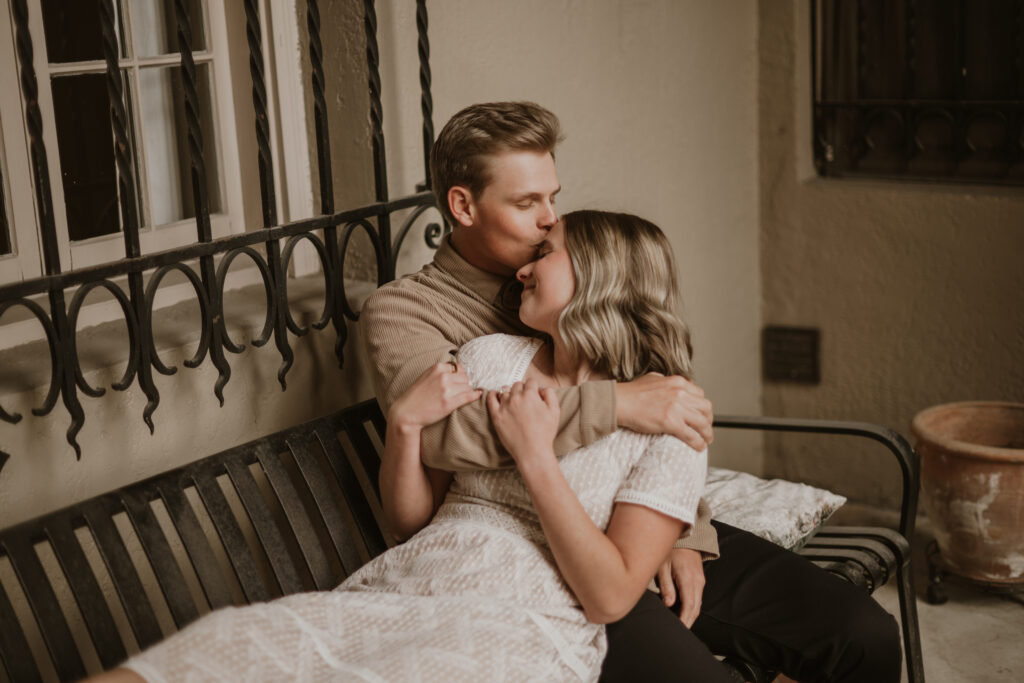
left=23, top=0, right=245, bottom=272
left=0, top=0, right=302, bottom=351
left=0, top=3, right=41, bottom=285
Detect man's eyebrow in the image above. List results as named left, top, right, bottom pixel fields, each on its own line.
left=513, top=186, right=561, bottom=200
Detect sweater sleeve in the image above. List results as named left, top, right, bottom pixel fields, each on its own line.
left=359, top=284, right=617, bottom=472
left=672, top=499, right=719, bottom=560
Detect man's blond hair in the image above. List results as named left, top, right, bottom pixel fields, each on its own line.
left=430, top=102, right=563, bottom=225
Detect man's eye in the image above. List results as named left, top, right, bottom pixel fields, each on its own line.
left=517, top=202, right=533, bottom=209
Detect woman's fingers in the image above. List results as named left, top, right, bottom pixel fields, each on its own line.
left=657, top=561, right=676, bottom=606
left=541, top=386, right=558, bottom=409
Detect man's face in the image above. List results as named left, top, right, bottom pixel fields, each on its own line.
left=464, top=150, right=560, bottom=276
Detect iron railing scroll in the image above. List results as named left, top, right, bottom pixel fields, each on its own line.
left=0, top=0, right=443, bottom=472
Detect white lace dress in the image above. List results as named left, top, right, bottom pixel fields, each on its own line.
left=125, top=334, right=707, bottom=682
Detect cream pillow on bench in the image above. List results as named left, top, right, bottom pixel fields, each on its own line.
left=702, top=467, right=847, bottom=550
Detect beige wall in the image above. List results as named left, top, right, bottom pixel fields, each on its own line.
left=380, top=0, right=763, bottom=471
left=1, top=0, right=763, bottom=527
left=760, top=1, right=1024, bottom=506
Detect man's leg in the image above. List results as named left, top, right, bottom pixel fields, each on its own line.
left=600, top=591, right=736, bottom=682
left=692, top=521, right=902, bottom=683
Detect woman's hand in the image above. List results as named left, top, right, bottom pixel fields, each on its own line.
left=389, top=361, right=482, bottom=431
left=486, top=379, right=560, bottom=466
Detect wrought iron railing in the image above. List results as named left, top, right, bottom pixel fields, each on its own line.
left=0, top=0, right=442, bottom=471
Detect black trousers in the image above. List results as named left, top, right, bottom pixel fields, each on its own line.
left=600, top=521, right=902, bottom=683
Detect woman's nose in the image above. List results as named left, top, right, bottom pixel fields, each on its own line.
left=516, top=264, right=532, bottom=282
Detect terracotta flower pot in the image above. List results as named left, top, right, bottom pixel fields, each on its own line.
left=912, top=401, right=1024, bottom=585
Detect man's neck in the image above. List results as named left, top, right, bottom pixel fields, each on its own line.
left=450, top=228, right=515, bottom=278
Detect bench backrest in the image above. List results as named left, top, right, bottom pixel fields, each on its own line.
left=0, top=399, right=389, bottom=682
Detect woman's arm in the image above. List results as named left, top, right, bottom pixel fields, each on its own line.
left=488, top=380, right=686, bottom=624
left=380, top=362, right=480, bottom=541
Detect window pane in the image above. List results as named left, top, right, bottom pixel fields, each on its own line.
left=41, top=0, right=103, bottom=63
left=0, top=120, right=10, bottom=256
left=131, top=0, right=206, bottom=57
left=137, top=63, right=220, bottom=227
left=0, top=170, right=10, bottom=256
left=51, top=74, right=120, bottom=242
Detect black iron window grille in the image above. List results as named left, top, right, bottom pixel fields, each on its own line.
left=0, top=0, right=441, bottom=471
left=812, top=0, right=1024, bottom=184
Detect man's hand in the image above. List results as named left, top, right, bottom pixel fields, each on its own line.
left=616, top=373, right=713, bottom=451
left=656, top=548, right=706, bottom=628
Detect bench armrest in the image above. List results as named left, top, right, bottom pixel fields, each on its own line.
left=712, top=415, right=920, bottom=545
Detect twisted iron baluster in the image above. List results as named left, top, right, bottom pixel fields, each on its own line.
left=11, top=0, right=85, bottom=457
left=416, top=0, right=434, bottom=191
left=306, top=0, right=349, bottom=366
left=173, top=0, right=233, bottom=401
left=245, top=0, right=277, bottom=226
left=242, top=0, right=293, bottom=388
left=99, top=0, right=156, bottom=429
left=363, top=0, right=392, bottom=283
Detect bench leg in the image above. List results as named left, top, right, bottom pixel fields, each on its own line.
left=896, top=563, right=926, bottom=683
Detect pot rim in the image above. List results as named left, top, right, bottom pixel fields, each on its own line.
left=911, top=401, right=1024, bottom=463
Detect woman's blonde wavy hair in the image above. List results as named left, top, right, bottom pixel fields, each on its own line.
left=558, top=210, right=694, bottom=382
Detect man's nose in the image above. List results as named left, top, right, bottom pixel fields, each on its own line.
left=538, top=200, right=557, bottom=228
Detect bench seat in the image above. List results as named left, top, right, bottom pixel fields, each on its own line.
left=0, top=401, right=923, bottom=683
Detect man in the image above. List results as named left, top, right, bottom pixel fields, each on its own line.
left=360, top=101, right=900, bottom=681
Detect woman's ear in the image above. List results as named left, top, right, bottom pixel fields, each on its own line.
left=448, top=186, right=475, bottom=227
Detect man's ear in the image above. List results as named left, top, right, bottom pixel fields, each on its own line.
left=448, top=186, right=475, bottom=227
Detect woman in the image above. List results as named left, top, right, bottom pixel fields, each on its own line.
left=99, top=210, right=707, bottom=682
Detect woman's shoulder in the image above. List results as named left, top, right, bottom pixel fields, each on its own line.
left=456, top=334, right=543, bottom=390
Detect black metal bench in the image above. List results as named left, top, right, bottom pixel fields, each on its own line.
left=0, top=401, right=923, bottom=683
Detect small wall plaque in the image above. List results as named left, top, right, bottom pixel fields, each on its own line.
left=762, top=326, right=820, bottom=384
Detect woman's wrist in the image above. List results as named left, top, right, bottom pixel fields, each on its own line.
left=386, top=402, right=425, bottom=433
left=514, top=447, right=558, bottom=479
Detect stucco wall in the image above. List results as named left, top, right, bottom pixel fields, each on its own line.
left=760, top=1, right=1024, bottom=506
left=379, top=0, right=763, bottom=472
left=1, top=0, right=763, bottom=527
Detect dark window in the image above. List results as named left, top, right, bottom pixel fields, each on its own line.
left=813, top=0, right=1024, bottom=185
left=51, top=73, right=121, bottom=242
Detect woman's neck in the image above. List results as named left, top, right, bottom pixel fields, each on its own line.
left=544, top=333, right=598, bottom=387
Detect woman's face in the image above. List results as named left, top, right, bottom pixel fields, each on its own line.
left=516, top=219, right=575, bottom=335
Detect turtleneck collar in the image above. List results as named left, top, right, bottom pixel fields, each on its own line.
left=434, top=234, right=523, bottom=313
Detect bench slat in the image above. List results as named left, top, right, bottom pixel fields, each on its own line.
left=815, top=526, right=911, bottom=561
left=288, top=433, right=365, bottom=577
left=157, top=482, right=235, bottom=611
left=804, top=536, right=897, bottom=578
left=810, top=559, right=871, bottom=590
left=0, top=565, right=43, bottom=682
left=317, top=423, right=388, bottom=560
left=800, top=547, right=885, bottom=590
left=82, top=503, right=164, bottom=650
left=367, top=406, right=387, bottom=443
left=253, top=442, right=333, bottom=590
left=3, top=534, right=87, bottom=681
left=121, top=492, right=200, bottom=629
left=45, top=517, right=127, bottom=669
left=192, top=469, right=274, bottom=603
left=340, top=412, right=382, bottom=497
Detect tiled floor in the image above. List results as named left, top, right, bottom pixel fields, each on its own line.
left=833, top=506, right=1024, bottom=683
